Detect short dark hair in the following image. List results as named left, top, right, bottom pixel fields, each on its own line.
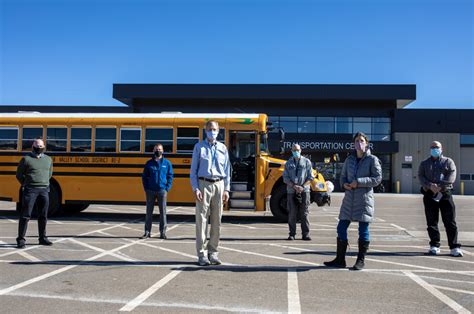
left=205, top=120, right=219, bottom=129
left=353, top=132, right=369, bottom=143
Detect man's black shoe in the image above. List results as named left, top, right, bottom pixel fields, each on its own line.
left=302, top=236, right=312, bottom=241
left=17, top=241, right=26, bottom=249
left=287, top=236, right=295, bottom=241
left=39, top=238, right=53, bottom=246
left=140, top=232, right=151, bottom=239
left=160, top=233, right=167, bottom=239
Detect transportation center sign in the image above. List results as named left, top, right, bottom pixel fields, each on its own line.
left=270, top=133, right=398, bottom=153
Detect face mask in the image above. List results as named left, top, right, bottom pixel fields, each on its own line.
left=355, top=141, right=367, bottom=152
left=430, top=148, right=441, bottom=158
left=292, top=151, right=301, bottom=158
left=154, top=151, right=163, bottom=158
left=33, top=147, right=44, bottom=154
left=206, top=130, right=219, bottom=141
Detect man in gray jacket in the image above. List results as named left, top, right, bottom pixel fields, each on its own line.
left=418, top=141, right=462, bottom=257
left=283, top=144, right=314, bottom=241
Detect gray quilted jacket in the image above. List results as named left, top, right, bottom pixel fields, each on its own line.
left=339, top=150, right=382, bottom=223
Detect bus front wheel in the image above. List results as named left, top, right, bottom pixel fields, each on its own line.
left=270, top=185, right=289, bottom=222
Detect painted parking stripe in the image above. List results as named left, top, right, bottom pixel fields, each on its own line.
left=68, top=238, right=139, bottom=262
left=287, top=269, right=301, bottom=314
left=403, top=271, right=470, bottom=314
left=431, top=285, right=474, bottom=296
left=220, top=246, right=321, bottom=266
left=0, top=238, right=146, bottom=296
left=0, top=240, right=40, bottom=262
left=120, top=270, right=182, bottom=312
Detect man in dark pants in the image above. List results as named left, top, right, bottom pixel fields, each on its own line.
left=16, top=138, right=53, bottom=249
left=283, top=144, right=314, bottom=241
left=418, top=140, right=462, bottom=257
left=141, top=143, right=174, bottom=239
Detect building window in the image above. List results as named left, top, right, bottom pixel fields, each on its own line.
left=46, top=127, right=67, bottom=152
left=461, top=134, right=474, bottom=145
left=316, top=117, right=335, bottom=133
left=145, top=128, right=173, bottom=152
left=95, top=128, right=117, bottom=153
left=202, top=128, right=225, bottom=142
left=280, top=116, right=297, bottom=133
left=0, top=127, right=18, bottom=151
left=298, top=117, right=315, bottom=133
left=460, top=174, right=470, bottom=180
left=353, top=117, right=371, bottom=135
left=335, top=117, right=352, bottom=134
left=71, top=127, right=92, bottom=152
left=22, top=127, right=43, bottom=150
left=120, top=128, right=141, bottom=152
left=177, top=127, right=199, bottom=153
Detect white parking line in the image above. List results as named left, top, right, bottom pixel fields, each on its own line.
left=403, top=271, right=470, bottom=314
left=120, top=270, right=183, bottom=312
left=97, top=206, right=122, bottom=212
left=0, top=238, right=146, bottom=296
left=0, top=221, right=135, bottom=258
left=68, top=238, right=139, bottom=262
left=431, top=285, right=474, bottom=295
left=220, top=246, right=321, bottom=266
left=287, top=269, right=301, bottom=314
left=0, top=240, right=40, bottom=262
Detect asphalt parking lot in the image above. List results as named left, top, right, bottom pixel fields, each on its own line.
left=0, top=193, right=473, bottom=313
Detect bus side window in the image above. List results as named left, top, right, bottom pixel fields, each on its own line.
left=177, top=128, right=199, bottom=153
left=145, top=128, right=173, bottom=153
left=46, top=127, right=67, bottom=152
left=71, top=127, right=92, bottom=152
left=22, top=127, right=43, bottom=150
left=0, top=127, right=19, bottom=151
left=95, top=127, right=117, bottom=153
left=120, top=128, right=141, bottom=152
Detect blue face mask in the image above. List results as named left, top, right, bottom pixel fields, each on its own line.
left=292, top=151, right=301, bottom=158
left=430, top=148, right=441, bottom=158
left=206, top=130, right=219, bottom=141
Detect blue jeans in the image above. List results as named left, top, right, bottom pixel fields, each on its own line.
left=337, top=220, right=370, bottom=241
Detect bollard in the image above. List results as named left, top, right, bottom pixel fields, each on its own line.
left=460, top=181, right=464, bottom=195
left=396, top=181, right=400, bottom=194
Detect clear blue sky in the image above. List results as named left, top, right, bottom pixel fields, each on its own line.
left=0, top=0, right=472, bottom=108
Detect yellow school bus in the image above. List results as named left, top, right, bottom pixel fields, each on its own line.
left=0, top=112, right=330, bottom=220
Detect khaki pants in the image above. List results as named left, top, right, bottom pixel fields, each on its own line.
left=195, top=180, right=224, bottom=257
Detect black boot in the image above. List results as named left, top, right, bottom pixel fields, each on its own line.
left=350, top=240, right=370, bottom=271
left=324, top=238, right=348, bottom=268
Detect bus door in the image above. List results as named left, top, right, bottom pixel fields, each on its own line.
left=228, top=131, right=256, bottom=210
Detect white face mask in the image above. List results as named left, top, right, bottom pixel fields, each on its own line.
left=206, top=130, right=219, bottom=141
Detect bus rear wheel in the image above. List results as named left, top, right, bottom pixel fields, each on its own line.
left=62, top=204, right=89, bottom=214
left=270, top=185, right=289, bottom=222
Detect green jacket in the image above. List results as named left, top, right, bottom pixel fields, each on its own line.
left=16, top=153, right=53, bottom=187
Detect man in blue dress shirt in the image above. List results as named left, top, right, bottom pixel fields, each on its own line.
left=190, top=120, right=231, bottom=266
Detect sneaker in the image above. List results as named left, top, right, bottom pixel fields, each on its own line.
left=287, top=236, right=295, bottom=241
left=427, top=246, right=440, bottom=255
left=140, top=232, right=151, bottom=239
left=39, top=238, right=53, bottom=246
left=450, top=247, right=463, bottom=257
left=208, top=252, right=222, bottom=265
left=198, top=255, right=211, bottom=266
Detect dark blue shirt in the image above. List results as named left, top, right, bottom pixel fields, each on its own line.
left=142, top=157, right=174, bottom=192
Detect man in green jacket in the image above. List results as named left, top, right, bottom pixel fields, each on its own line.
left=16, top=138, right=53, bottom=249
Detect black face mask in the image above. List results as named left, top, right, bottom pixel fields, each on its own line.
left=33, top=147, right=45, bottom=154
left=154, top=151, right=163, bottom=158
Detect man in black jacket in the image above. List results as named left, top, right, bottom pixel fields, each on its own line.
left=418, top=141, right=462, bottom=257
